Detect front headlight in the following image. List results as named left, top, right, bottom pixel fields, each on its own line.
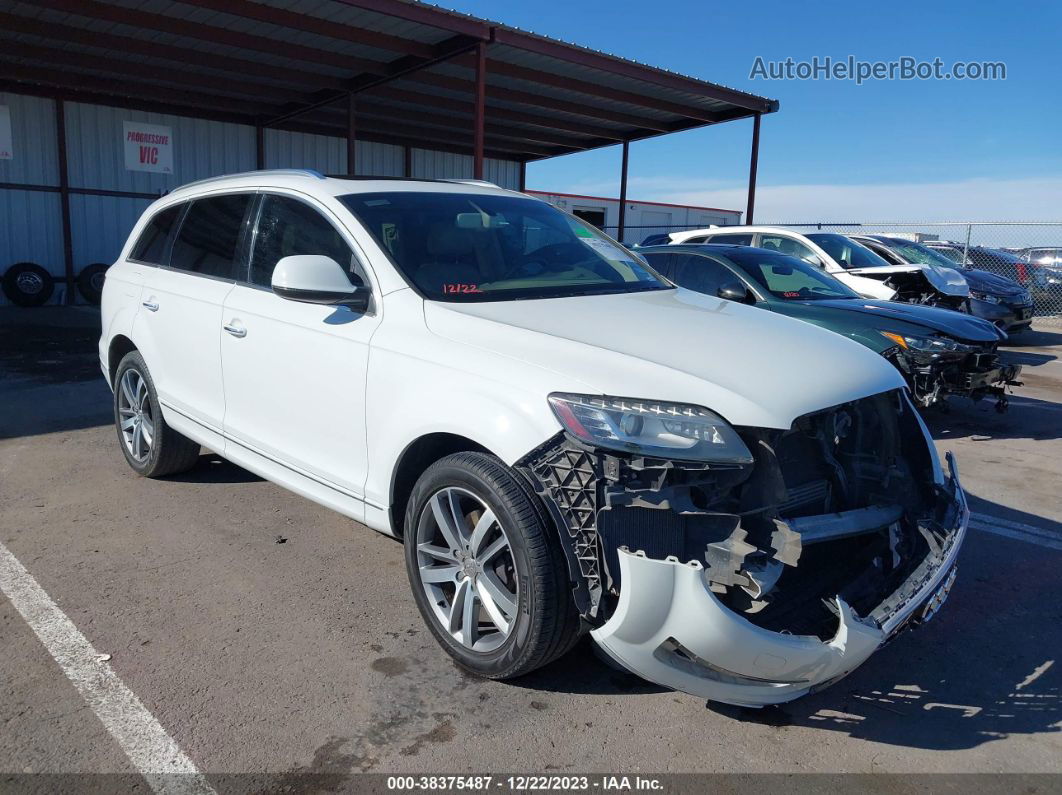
left=969, top=290, right=1002, bottom=305
left=880, top=332, right=976, bottom=356
left=547, top=393, right=754, bottom=464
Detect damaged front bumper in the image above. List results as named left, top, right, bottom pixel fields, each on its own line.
left=589, top=454, right=967, bottom=707
left=892, top=346, right=1023, bottom=407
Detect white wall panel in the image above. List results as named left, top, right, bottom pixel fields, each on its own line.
left=411, top=148, right=471, bottom=180
left=264, top=129, right=346, bottom=174
left=69, top=194, right=152, bottom=269
left=0, top=189, right=64, bottom=305
left=484, top=158, right=521, bottom=190
left=355, top=140, right=405, bottom=176
left=0, top=93, right=59, bottom=186
left=64, top=102, right=255, bottom=193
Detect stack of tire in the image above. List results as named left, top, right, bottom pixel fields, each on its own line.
left=1, top=262, right=108, bottom=306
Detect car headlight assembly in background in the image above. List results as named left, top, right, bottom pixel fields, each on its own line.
left=547, top=393, right=754, bottom=464
left=880, top=332, right=976, bottom=359
left=969, top=290, right=1002, bottom=305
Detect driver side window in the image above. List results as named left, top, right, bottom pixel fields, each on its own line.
left=249, top=195, right=361, bottom=288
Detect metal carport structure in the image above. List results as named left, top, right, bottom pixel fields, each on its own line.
left=0, top=0, right=778, bottom=303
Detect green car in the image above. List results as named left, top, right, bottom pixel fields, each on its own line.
left=638, top=244, right=1022, bottom=410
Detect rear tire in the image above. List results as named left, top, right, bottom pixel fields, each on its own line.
left=77, top=263, right=108, bottom=304
left=404, top=452, right=580, bottom=679
left=113, top=351, right=201, bottom=477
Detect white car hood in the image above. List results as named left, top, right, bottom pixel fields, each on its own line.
left=846, top=264, right=970, bottom=297
left=424, top=287, right=904, bottom=430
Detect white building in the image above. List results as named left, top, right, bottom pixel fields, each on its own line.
left=527, top=191, right=743, bottom=245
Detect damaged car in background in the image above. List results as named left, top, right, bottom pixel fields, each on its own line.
left=639, top=244, right=1023, bottom=411
left=666, top=226, right=970, bottom=310
left=101, top=174, right=968, bottom=708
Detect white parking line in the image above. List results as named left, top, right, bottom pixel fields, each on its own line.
left=0, top=541, right=214, bottom=795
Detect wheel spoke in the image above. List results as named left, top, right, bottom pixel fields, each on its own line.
left=478, top=536, right=509, bottom=564
left=475, top=580, right=511, bottom=634
left=136, top=377, right=147, bottom=408
left=431, top=491, right=465, bottom=553
left=477, top=570, right=517, bottom=618
left=460, top=581, right=479, bottom=647
left=420, top=565, right=460, bottom=584
left=448, top=577, right=471, bottom=635
left=140, top=415, right=154, bottom=447
left=120, top=373, right=136, bottom=407
left=120, top=416, right=137, bottom=431
left=118, top=407, right=136, bottom=417
left=132, top=423, right=144, bottom=459
left=418, top=543, right=458, bottom=564
left=468, top=509, right=496, bottom=557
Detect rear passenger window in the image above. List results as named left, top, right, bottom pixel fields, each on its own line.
left=706, top=233, right=753, bottom=245
left=168, top=194, right=252, bottom=279
left=670, top=253, right=736, bottom=296
left=249, top=195, right=358, bottom=288
left=130, top=205, right=183, bottom=265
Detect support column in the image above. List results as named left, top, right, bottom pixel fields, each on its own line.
left=346, top=93, right=357, bottom=176
left=55, top=99, right=74, bottom=305
left=745, top=112, right=761, bottom=225
left=473, top=41, right=486, bottom=179
left=404, top=145, right=412, bottom=178
left=255, top=123, right=265, bottom=169
left=616, top=140, right=629, bottom=244
left=519, top=161, right=526, bottom=192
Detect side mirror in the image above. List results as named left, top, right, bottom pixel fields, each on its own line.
left=717, top=281, right=750, bottom=302
left=802, top=254, right=823, bottom=268
left=272, top=255, right=370, bottom=313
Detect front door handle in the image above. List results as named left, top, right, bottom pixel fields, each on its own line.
left=223, top=323, right=247, bottom=338
left=142, top=300, right=159, bottom=311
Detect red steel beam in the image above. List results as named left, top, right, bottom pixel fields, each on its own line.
left=491, top=27, right=778, bottom=114
left=473, top=42, right=486, bottom=179
left=32, top=0, right=389, bottom=74
left=347, top=94, right=357, bottom=176
left=746, top=113, right=761, bottom=224
left=329, top=0, right=491, bottom=39
left=0, top=13, right=347, bottom=90
left=174, top=0, right=437, bottom=58
left=617, top=140, right=629, bottom=244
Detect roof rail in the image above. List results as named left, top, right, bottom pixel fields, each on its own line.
left=441, top=179, right=500, bottom=188
left=175, top=169, right=326, bottom=191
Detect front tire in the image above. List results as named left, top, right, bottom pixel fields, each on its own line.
left=404, top=452, right=580, bottom=679
left=113, top=351, right=201, bottom=477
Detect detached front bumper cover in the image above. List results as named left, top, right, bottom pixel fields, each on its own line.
left=590, top=452, right=968, bottom=707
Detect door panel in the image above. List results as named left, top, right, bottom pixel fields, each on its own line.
left=133, top=194, right=252, bottom=435
left=220, top=193, right=379, bottom=497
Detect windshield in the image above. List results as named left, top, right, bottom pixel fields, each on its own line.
left=806, top=233, right=893, bottom=268
left=884, top=239, right=963, bottom=269
left=341, top=192, right=670, bottom=302
left=724, top=249, right=861, bottom=301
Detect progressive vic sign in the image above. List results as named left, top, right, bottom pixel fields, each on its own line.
left=123, top=121, right=173, bottom=174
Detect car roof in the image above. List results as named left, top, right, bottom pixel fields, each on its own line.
left=162, top=169, right=524, bottom=201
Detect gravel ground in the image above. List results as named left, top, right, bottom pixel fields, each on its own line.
left=1, top=307, right=1059, bottom=788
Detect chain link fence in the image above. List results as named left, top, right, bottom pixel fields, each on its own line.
left=611, top=221, right=1062, bottom=322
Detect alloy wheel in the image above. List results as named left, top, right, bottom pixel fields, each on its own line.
left=415, top=487, right=520, bottom=652
left=117, top=368, right=154, bottom=463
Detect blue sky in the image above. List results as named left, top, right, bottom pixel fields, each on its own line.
left=444, top=0, right=1062, bottom=221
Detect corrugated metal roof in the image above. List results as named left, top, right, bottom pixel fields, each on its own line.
left=0, top=0, right=778, bottom=162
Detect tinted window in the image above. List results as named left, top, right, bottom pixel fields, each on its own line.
left=168, top=194, right=252, bottom=279
left=683, top=235, right=710, bottom=244
left=130, top=204, right=183, bottom=265
left=250, top=195, right=358, bottom=287
left=806, top=233, right=891, bottom=268
left=726, top=249, right=860, bottom=301
left=671, top=253, right=738, bottom=297
left=340, top=192, right=669, bottom=303
left=758, top=234, right=818, bottom=262
left=640, top=252, right=672, bottom=274
left=706, top=233, right=753, bottom=245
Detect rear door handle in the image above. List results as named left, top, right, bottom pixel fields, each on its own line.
left=142, top=300, right=159, bottom=311
left=223, top=322, right=247, bottom=338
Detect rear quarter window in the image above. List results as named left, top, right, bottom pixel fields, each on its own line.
left=129, top=204, right=184, bottom=265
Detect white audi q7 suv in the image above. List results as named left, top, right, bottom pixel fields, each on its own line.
left=99, top=170, right=967, bottom=707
